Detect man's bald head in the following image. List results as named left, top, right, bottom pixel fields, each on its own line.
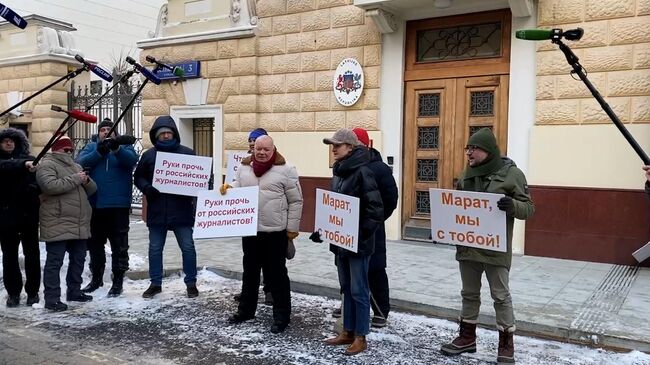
left=254, top=135, right=275, bottom=163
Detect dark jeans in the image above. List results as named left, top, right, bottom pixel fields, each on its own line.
left=239, top=230, right=291, bottom=324
left=148, top=225, right=197, bottom=286
left=88, top=207, right=130, bottom=274
left=338, top=254, right=371, bottom=336
left=0, top=223, right=40, bottom=297
left=368, top=266, right=390, bottom=318
left=43, top=240, right=86, bottom=304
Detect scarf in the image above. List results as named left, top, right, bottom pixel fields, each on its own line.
left=252, top=150, right=276, bottom=177
left=155, top=138, right=179, bottom=152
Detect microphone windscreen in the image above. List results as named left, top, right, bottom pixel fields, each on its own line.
left=114, top=135, right=136, bottom=145
left=68, top=110, right=97, bottom=123
left=89, top=65, right=114, bottom=83
left=173, top=67, right=185, bottom=77
left=139, top=67, right=162, bottom=85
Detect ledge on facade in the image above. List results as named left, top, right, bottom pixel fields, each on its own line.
left=0, top=14, right=76, bottom=31
left=0, top=53, right=91, bottom=68
left=137, top=26, right=256, bottom=49
left=354, top=0, right=532, bottom=21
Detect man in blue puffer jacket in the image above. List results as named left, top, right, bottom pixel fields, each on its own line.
left=77, top=118, right=139, bottom=297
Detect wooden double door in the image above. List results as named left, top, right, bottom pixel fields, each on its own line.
left=402, top=75, right=509, bottom=240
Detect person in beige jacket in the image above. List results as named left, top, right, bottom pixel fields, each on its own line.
left=36, top=135, right=97, bottom=312
left=221, top=135, right=303, bottom=334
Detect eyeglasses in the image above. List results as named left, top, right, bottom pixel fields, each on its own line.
left=465, top=145, right=480, bottom=153
left=62, top=148, right=74, bottom=153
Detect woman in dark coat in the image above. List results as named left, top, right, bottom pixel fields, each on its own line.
left=318, top=128, right=383, bottom=356
left=0, top=128, right=41, bottom=307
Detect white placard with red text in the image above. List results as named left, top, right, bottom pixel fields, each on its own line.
left=193, top=186, right=259, bottom=239
left=314, top=188, right=360, bottom=253
left=152, top=152, right=212, bottom=197
left=429, top=188, right=507, bottom=252
left=225, top=150, right=250, bottom=184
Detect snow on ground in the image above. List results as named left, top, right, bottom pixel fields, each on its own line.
left=0, top=245, right=649, bottom=365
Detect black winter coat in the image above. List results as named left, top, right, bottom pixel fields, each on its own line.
left=0, top=128, right=39, bottom=229
left=134, top=117, right=196, bottom=228
left=329, top=147, right=384, bottom=258
left=366, top=148, right=398, bottom=269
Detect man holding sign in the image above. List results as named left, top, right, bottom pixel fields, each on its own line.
left=440, top=128, right=534, bottom=364
left=134, top=116, right=199, bottom=299
left=221, top=135, right=303, bottom=334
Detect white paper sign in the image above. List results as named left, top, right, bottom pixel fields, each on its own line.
left=193, top=186, right=259, bottom=239
left=429, top=188, right=507, bottom=252
left=314, top=188, right=360, bottom=253
left=152, top=152, right=212, bottom=197
left=225, top=150, right=250, bottom=184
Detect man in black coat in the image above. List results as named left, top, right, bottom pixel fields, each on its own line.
left=353, top=128, right=398, bottom=328
left=134, top=116, right=198, bottom=299
left=0, top=128, right=41, bottom=307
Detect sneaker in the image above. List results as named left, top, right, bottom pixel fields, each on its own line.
left=26, top=294, right=40, bottom=306
left=228, top=312, right=255, bottom=324
left=187, top=284, right=199, bottom=298
left=371, top=315, right=387, bottom=328
left=332, top=307, right=342, bottom=318
left=45, top=301, right=68, bottom=312
left=66, top=293, right=93, bottom=302
left=142, top=285, right=162, bottom=299
left=6, top=295, right=19, bottom=308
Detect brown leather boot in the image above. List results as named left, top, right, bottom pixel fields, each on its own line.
left=497, top=329, right=515, bottom=364
left=344, top=336, right=367, bottom=356
left=440, top=320, right=477, bottom=355
left=324, top=330, right=354, bottom=346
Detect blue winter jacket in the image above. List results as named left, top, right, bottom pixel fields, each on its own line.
left=77, top=135, right=139, bottom=208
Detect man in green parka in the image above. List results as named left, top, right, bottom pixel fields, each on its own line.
left=440, top=128, right=534, bottom=364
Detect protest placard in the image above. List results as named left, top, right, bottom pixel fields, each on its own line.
left=193, top=186, right=259, bottom=239
left=314, top=188, right=360, bottom=253
left=152, top=152, right=212, bottom=197
left=429, top=188, right=507, bottom=252
left=224, top=150, right=250, bottom=184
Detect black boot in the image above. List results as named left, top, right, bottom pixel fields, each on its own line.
left=107, top=271, right=124, bottom=297
left=81, top=267, right=104, bottom=293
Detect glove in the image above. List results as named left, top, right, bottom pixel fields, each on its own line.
left=286, top=240, right=296, bottom=260
left=219, top=183, right=232, bottom=195
left=287, top=231, right=299, bottom=240
left=144, top=185, right=160, bottom=199
left=309, top=231, right=323, bottom=243
left=497, top=196, right=515, bottom=215
left=97, top=141, right=110, bottom=156
left=105, top=138, right=120, bottom=151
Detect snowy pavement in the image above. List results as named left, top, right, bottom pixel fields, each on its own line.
left=0, top=245, right=649, bottom=365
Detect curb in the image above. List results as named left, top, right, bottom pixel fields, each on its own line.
left=125, top=266, right=649, bottom=353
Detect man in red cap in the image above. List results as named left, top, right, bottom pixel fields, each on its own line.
left=351, top=128, right=398, bottom=328
left=36, top=134, right=97, bottom=311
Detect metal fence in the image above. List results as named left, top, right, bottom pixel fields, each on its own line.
left=68, top=77, right=145, bottom=207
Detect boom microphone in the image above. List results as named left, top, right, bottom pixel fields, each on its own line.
left=50, top=105, right=97, bottom=123
left=145, top=55, right=185, bottom=77
left=74, top=55, right=114, bottom=82
left=125, top=56, right=161, bottom=85
left=516, top=28, right=584, bottom=41
left=0, top=3, right=27, bottom=29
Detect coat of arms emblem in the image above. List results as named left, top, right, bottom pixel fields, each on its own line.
left=333, top=58, right=364, bottom=106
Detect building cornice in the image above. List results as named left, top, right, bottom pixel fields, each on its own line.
left=0, top=14, right=76, bottom=31
left=137, top=25, right=255, bottom=49
left=0, top=53, right=87, bottom=68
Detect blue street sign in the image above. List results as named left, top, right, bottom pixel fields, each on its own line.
left=154, top=61, right=200, bottom=80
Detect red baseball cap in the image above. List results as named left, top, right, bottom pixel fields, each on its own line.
left=352, top=128, right=370, bottom=147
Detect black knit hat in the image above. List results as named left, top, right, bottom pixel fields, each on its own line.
left=98, top=118, right=113, bottom=130
left=467, top=128, right=500, bottom=158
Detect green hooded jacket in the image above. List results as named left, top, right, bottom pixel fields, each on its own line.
left=455, top=129, right=535, bottom=268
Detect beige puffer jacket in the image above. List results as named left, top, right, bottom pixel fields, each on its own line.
left=36, top=152, right=97, bottom=241
left=232, top=151, right=303, bottom=233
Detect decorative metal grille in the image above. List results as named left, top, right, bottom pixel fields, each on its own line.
left=416, top=190, right=430, bottom=214
left=470, top=91, right=494, bottom=116
left=68, top=76, right=144, bottom=206
left=469, top=125, right=493, bottom=137
left=418, top=126, right=439, bottom=149
left=192, top=118, right=214, bottom=158
left=417, top=159, right=438, bottom=182
left=417, top=22, right=502, bottom=62
left=418, top=93, right=440, bottom=117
